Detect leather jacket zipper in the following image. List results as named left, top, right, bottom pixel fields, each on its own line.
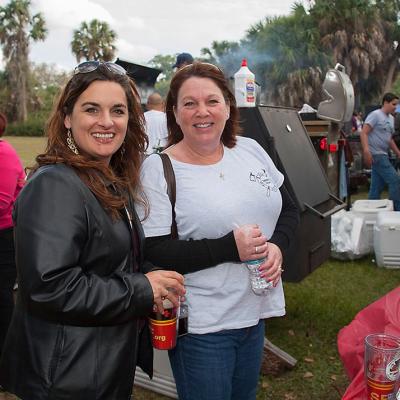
left=124, top=206, right=133, bottom=231
left=123, top=205, right=136, bottom=272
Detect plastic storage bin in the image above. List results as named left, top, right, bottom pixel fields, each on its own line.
left=373, top=211, right=400, bottom=269
left=351, top=199, right=394, bottom=252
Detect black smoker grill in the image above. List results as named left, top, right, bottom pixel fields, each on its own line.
left=115, top=58, right=162, bottom=106
left=240, top=106, right=346, bottom=282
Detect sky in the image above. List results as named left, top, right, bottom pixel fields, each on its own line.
left=0, top=0, right=305, bottom=72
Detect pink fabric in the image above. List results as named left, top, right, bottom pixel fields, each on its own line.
left=337, top=287, right=400, bottom=399
left=0, top=140, right=25, bottom=229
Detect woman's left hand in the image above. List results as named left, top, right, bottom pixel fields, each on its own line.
left=259, top=242, right=284, bottom=287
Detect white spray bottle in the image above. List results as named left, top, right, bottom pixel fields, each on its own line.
left=234, top=58, right=256, bottom=107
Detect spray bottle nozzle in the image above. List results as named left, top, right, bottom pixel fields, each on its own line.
left=241, top=58, right=247, bottom=67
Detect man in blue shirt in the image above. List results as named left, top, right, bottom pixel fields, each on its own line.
left=360, top=92, right=400, bottom=210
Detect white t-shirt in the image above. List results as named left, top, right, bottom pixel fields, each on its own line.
left=144, top=110, right=168, bottom=155
left=138, top=136, right=285, bottom=334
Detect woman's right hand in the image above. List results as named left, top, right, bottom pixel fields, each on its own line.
left=145, top=270, right=185, bottom=312
left=233, top=223, right=268, bottom=261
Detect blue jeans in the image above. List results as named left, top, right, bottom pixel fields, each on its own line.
left=168, top=320, right=265, bottom=400
left=369, top=154, right=400, bottom=211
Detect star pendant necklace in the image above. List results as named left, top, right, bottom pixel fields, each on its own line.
left=212, top=143, right=225, bottom=180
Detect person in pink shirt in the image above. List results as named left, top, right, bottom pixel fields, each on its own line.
left=0, top=112, right=25, bottom=354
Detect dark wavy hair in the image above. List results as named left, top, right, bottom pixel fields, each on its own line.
left=33, top=64, right=148, bottom=218
left=165, top=62, right=241, bottom=148
left=382, top=92, right=399, bottom=105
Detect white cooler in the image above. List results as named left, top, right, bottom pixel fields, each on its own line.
left=351, top=199, right=394, bottom=253
left=373, top=211, right=400, bottom=268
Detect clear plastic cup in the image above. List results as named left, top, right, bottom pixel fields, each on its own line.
left=364, top=333, right=400, bottom=399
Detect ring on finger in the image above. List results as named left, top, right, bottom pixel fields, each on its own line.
left=278, top=266, right=284, bottom=273
left=255, top=246, right=259, bottom=254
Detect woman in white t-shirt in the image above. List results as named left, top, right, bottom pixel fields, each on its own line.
left=138, top=62, right=299, bottom=400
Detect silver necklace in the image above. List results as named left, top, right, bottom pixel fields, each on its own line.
left=208, top=146, right=225, bottom=180
left=207, top=164, right=225, bottom=180
left=181, top=142, right=226, bottom=179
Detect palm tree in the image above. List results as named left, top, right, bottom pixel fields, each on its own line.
left=310, top=0, right=400, bottom=104
left=148, top=54, right=175, bottom=97
left=200, top=40, right=243, bottom=83
left=201, top=40, right=240, bottom=64
left=244, top=3, right=330, bottom=107
left=71, top=19, right=117, bottom=63
left=374, top=0, right=400, bottom=94
left=0, top=0, right=47, bottom=122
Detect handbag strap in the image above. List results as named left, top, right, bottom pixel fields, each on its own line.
left=159, top=153, right=178, bottom=239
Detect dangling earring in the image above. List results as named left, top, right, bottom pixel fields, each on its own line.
left=66, top=128, right=79, bottom=155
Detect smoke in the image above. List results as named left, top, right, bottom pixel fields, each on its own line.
left=215, top=44, right=273, bottom=82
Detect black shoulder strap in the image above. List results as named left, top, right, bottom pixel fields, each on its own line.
left=159, top=153, right=178, bottom=239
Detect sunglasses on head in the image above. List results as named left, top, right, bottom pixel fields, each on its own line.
left=74, top=61, right=127, bottom=76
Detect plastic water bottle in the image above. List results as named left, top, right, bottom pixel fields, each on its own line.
left=234, top=58, right=256, bottom=108
left=246, top=258, right=272, bottom=295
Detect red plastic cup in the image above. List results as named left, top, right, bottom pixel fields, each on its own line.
left=364, top=333, right=400, bottom=400
left=149, top=299, right=177, bottom=350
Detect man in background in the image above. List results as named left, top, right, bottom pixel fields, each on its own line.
left=360, top=92, right=400, bottom=210
left=144, top=92, right=168, bottom=155
left=173, top=52, right=194, bottom=70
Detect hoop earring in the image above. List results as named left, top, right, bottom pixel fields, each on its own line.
left=66, top=128, right=79, bottom=155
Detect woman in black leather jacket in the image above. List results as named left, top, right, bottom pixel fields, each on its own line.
left=0, top=61, right=185, bottom=400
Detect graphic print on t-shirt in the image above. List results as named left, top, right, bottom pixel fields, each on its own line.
left=249, top=168, right=279, bottom=197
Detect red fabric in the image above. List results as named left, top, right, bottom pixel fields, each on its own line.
left=337, top=287, right=400, bottom=399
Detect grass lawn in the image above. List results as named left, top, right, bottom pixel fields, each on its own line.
left=4, top=136, right=46, bottom=168
left=4, top=136, right=400, bottom=400
left=260, top=259, right=399, bottom=399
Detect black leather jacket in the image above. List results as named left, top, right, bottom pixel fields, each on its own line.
left=0, top=164, right=155, bottom=400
